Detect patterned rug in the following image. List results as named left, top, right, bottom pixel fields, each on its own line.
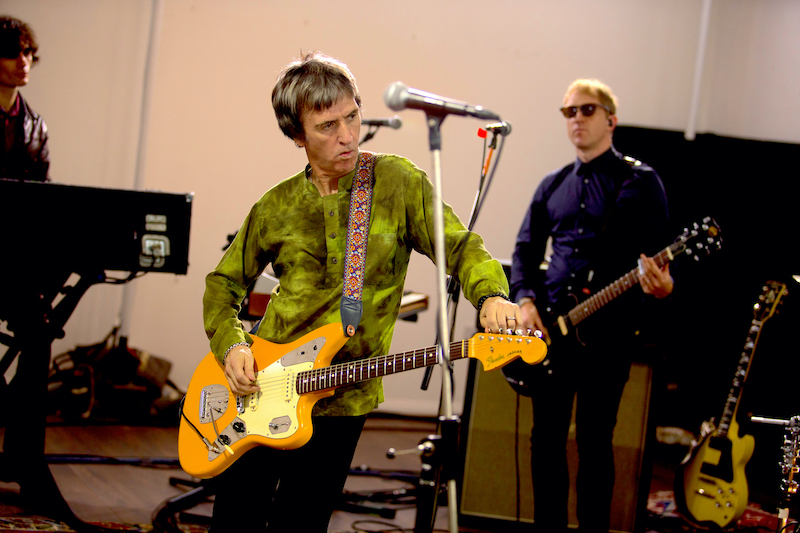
left=646, top=490, right=785, bottom=532
left=0, top=493, right=786, bottom=533
left=0, top=517, right=207, bottom=532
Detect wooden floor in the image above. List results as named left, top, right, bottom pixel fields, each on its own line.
left=0, top=415, right=687, bottom=533
left=0, top=416, right=453, bottom=532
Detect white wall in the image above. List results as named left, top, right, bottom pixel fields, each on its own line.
left=5, top=0, right=799, bottom=416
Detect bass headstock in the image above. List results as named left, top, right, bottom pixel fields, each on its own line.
left=754, top=280, right=788, bottom=323
left=675, top=216, right=723, bottom=262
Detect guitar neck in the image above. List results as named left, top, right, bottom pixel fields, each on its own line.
left=715, top=281, right=786, bottom=437
left=296, top=340, right=468, bottom=394
left=566, top=244, right=676, bottom=327
left=715, top=318, right=764, bottom=437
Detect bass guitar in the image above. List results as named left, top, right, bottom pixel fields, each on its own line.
left=178, top=322, right=547, bottom=478
left=675, top=280, right=788, bottom=528
left=548, top=216, right=721, bottom=345
left=503, top=217, right=721, bottom=394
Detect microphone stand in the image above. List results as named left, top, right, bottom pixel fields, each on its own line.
left=411, top=112, right=459, bottom=533
left=359, top=125, right=380, bottom=145
left=413, top=121, right=507, bottom=533
left=750, top=415, right=800, bottom=532
left=420, top=127, right=505, bottom=391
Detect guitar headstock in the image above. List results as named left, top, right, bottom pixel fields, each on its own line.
left=754, top=280, right=788, bottom=323
left=674, top=216, right=722, bottom=262
left=467, top=332, right=548, bottom=371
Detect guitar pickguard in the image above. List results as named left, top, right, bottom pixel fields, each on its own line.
left=179, top=326, right=346, bottom=478
left=233, top=358, right=314, bottom=442
left=206, top=358, right=314, bottom=461
left=699, top=436, right=734, bottom=483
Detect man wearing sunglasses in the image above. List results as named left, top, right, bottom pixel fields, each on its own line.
left=0, top=16, right=49, bottom=182
left=508, top=79, right=673, bottom=533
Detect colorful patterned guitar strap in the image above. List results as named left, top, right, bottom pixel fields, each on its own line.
left=340, top=150, right=376, bottom=337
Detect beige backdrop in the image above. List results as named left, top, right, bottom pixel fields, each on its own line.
left=3, top=0, right=799, bottom=415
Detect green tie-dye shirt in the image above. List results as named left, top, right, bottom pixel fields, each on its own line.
left=203, top=153, right=508, bottom=416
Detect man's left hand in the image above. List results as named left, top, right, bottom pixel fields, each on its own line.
left=479, top=296, right=523, bottom=334
left=639, top=254, right=673, bottom=299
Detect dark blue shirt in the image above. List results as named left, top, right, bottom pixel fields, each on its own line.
left=510, top=147, right=670, bottom=312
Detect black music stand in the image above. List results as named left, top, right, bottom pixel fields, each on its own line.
left=0, top=269, right=117, bottom=533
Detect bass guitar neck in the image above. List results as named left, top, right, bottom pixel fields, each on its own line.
left=553, top=217, right=721, bottom=339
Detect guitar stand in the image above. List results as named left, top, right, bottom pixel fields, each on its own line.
left=151, top=476, right=218, bottom=533
left=339, top=464, right=426, bottom=520
left=383, top=415, right=460, bottom=533
left=751, top=415, right=800, bottom=532
left=412, top=416, right=460, bottom=533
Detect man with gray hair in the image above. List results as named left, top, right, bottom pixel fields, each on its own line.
left=202, top=51, right=520, bottom=532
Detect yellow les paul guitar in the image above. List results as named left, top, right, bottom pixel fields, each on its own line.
left=676, top=280, right=788, bottom=528
left=178, top=322, right=547, bottom=479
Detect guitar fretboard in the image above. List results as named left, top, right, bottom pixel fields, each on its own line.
left=716, top=322, right=761, bottom=437
left=715, top=281, right=786, bottom=437
left=296, top=340, right=469, bottom=394
left=566, top=243, right=678, bottom=327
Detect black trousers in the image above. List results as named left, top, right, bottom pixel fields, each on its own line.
left=529, top=337, right=632, bottom=533
left=209, top=414, right=366, bottom=533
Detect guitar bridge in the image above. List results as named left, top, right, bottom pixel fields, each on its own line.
left=199, top=384, right=229, bottom=423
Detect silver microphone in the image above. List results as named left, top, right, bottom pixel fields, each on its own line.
left=384, top=82, right=500, bottom=120
left=361, top=116, right=403, bottom=129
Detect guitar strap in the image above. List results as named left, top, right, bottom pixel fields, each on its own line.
left=340, top=150, right=376, bottom=337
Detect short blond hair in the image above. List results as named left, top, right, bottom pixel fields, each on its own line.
left=563, top=79, right=617, bottom=115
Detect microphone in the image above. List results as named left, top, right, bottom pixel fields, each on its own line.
left=484, top=121, right=512, bottom=136
left=384, top=82, right=500, bottom=121
left=361, top=116, right=403, bottom=129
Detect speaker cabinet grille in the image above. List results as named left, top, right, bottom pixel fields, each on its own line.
left=459, top=360, right=653, bottom=532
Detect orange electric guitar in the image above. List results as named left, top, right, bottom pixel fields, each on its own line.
left=178, top=322, right=547, bottom=479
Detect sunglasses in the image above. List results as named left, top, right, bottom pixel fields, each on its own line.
left=559, top=103, right=611, bottom=118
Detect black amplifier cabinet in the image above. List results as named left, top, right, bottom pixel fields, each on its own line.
left=1, top=179, right=193, bottom=274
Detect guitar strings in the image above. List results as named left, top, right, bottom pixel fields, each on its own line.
left=569, top=245, right=675, bottom=324
left=227, top=341, right=472, bottom=399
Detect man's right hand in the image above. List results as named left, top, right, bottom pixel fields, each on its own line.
left=224, top=345, right=261, bottom=396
